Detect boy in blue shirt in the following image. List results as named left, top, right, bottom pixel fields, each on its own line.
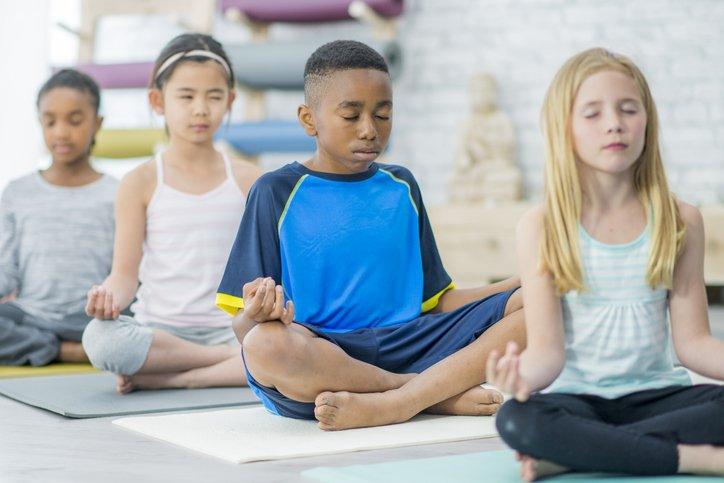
left=217, top=40, right=525, bottom=430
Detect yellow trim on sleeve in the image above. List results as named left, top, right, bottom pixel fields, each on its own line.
left=216, top=292, right=245, bottom=316
left=421, top=281, right=456, bottom=313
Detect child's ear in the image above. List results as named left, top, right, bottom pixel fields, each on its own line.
left=94, top=115, right=104, bottom=134
left=297, top=104, right=317, bottom=137
left=148, top=88, right=164, bottom=115
left=227, top=89, right=236, bottom=109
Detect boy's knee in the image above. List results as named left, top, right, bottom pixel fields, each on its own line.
left=242, top=322, right=298, bottom=370
left=496, top=399, right=546, bottom=454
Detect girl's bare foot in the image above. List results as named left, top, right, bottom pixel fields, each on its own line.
left=517, top=453, right=568, bottom=482
left=116, top=375, right=136, bottom=394
left=57, top=341, right=89, bottom=363
left=116, top=372, right=187, bottom=394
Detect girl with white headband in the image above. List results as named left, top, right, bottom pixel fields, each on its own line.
left=82, top=33, right=261, bottom=393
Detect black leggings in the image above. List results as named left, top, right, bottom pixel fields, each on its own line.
left=496, top=384, right=724, bottom=476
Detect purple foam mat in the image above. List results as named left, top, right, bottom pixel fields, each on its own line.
left=220, top=0, right=403, bottom=23
left=56, top=62, right=154, bottom=90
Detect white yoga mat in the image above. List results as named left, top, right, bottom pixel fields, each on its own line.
left=113, top=406, right=498, bottom=463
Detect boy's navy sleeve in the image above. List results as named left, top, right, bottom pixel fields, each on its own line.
left=216, top=176, right=284, bottom=316
left=385, top=165, right=454, bottom=312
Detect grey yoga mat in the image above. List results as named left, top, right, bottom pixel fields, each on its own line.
left=227, top=40, right=402, bottom=90
left=0, top=373, right=259, bottom=418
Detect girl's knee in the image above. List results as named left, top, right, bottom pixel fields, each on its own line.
left=496, top=399, right=547, bottom=454
left=81, top=318, right=147, bottom=374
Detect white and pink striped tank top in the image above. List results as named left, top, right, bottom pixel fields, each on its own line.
left=131, top=151, right=246, bottom=328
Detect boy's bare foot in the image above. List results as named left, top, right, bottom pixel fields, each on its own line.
left=57, top=341, right=89, bottom=363
left=314, top=385, right=501, bottom=431
left=517, top=453, right=569, bottom=481
left=678, top=444, right=724, bottom=475
left=426, top=386, right=503, bottom=416
left=314, top=390, right=410, bottom=430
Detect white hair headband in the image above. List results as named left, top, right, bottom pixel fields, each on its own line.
left=155, top=50, right=231, bottom=81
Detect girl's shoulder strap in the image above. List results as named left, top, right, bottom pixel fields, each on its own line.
left=221, top=150, right=234, bottom=181
left=154, top=151, right=165, bottom=183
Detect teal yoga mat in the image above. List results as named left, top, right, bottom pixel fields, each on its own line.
left=302, top=450, right=721, bottom=482
left=226, top=40, right=402, bottom=90
left=0, top=373, right=259, bottom=418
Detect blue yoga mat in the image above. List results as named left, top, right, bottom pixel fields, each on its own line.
left=215, top=120, right=316, bottom=155
left=302, top=450, right=721, bottom=483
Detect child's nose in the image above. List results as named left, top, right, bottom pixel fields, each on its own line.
left=192, top=99, right=210, bottom=116
left=605, top=110, right=624, bottom=133
left=358, top=115, right=377, bottom=139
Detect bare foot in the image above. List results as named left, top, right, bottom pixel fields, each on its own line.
left=116, top=372, right=187, bottom=394
left=57, top=342, right=89, bottom=363
left=426, top=386, right=503, bottom=416
left=314, top=390, right=410, bottom=430
left=116, top=375, right=136, bottom=394
left=518, top=453, right=569, bottom=482
left=678, top=444, right=724, bottom=475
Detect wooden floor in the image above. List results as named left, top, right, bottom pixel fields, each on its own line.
left=1, top=306, right=723, bottom=483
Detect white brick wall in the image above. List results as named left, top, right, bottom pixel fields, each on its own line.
left=384, top=0, right=724, bottom=205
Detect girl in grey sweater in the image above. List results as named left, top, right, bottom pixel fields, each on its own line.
left=0, top=69, right=117, bottom=365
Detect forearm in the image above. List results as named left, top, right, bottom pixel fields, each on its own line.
left=433, top=276, right=520, bottom=313
left=101, top=273, right=139, bottom=310
left=518, top=347, right=565, bottom=393
left=231, top=311, right=257, bottom=343
left=678, top=335, right=724, bottom=381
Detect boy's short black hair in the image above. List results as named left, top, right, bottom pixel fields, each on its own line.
left=304, top=40, right=389, bottom=105
left=37, top=68, right=101, bottom=113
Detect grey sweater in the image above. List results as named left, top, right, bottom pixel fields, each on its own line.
left=0, top=172, right=117, bottom=321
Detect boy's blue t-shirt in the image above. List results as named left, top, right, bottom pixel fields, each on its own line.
left=216, top=161, right=453, bottom=333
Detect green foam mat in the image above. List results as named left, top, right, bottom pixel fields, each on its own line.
left=302, top=450, right=721, bottom=482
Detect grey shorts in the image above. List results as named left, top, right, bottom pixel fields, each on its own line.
left=82, top=315, right=238, bottom=375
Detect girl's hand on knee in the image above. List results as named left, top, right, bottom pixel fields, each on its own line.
left=486, top=341, right=531, bottom=402
left=85, top=285, right=120, bottom=320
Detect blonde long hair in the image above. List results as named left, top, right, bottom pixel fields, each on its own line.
left=540, top=48, right=685, bottom=294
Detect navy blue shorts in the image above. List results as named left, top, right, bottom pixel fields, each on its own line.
left=242, top=288, right=517, bottom=419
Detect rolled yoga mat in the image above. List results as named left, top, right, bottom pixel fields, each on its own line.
left=302, top=450, right=723, bottom=483
left=0, top=373, right=258, bottom=418
left=60, top=40, right=401, bottom=92
left=0, top=363, right=97, bottom=379
left=93, top=128, right=165, bottom=159
left=55, top=62, right=153, bottom=90
left=226, top=40, right=402, bottom=90
left=215, top=120, right=315, bottom=155
left=86, top=121, right=313, bottom=159
left=113, top=407, right=498, bottom=464
left=220, top=0, right=403, bottom=23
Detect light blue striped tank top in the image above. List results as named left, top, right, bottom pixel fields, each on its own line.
left=546, top=221, right=691, bottom=398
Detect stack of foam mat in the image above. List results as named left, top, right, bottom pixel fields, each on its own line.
left=55, top=1, right=404, bottom=160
